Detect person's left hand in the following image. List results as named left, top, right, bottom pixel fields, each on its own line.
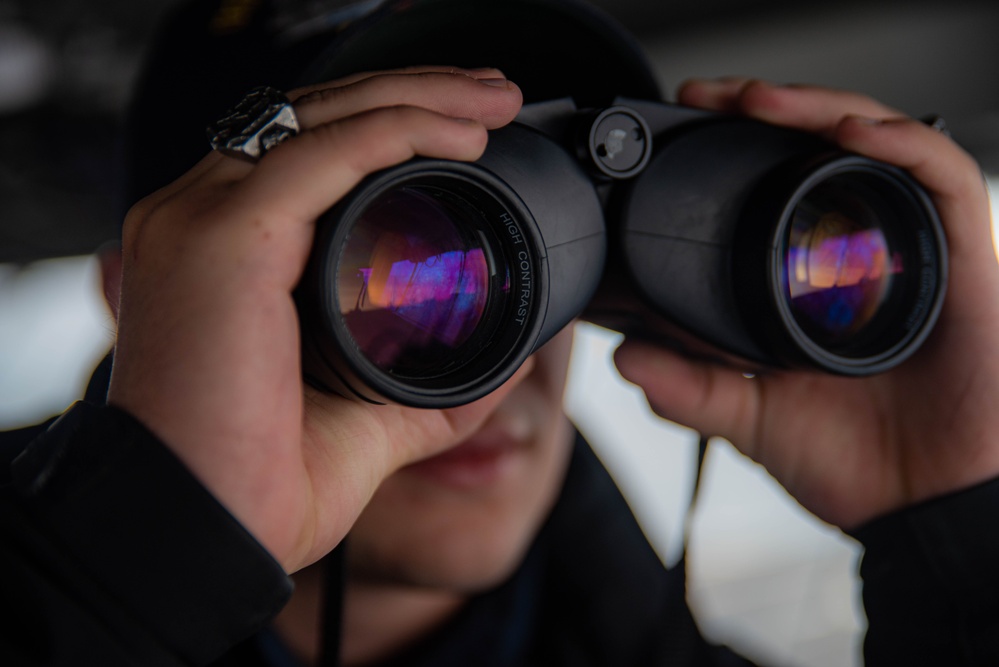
left=108, top=67, right=527, bottom=573
left=614, top=79, right=999, bottom=529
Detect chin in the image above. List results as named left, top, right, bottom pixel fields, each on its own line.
left=346, top=476, right=552, bottom=593
left=364, top=533, right=531, bottom=594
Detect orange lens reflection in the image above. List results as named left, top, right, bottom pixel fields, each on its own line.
left=337, top=188, right=495, bottom=375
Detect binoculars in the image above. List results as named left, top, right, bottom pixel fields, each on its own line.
left=296, top=97, right=947, bottom=408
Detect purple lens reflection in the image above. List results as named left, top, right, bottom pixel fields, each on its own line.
left=785, top=195, right=901, bottom=345
left=337, top=187, right=498, bottom=376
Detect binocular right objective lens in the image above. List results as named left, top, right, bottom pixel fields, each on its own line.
left=770, top=162, right=946, bottom=372
left=784, top=177, right=895, bottom=348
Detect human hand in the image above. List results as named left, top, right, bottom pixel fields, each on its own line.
left=107, top=67, right=525, bottom=572
left=614, top=78, right=999, bottom=529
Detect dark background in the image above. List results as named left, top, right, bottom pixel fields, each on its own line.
left=2, top=0, right=997, bottom=263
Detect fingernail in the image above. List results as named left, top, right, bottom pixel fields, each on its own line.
left=478, top=78, right=509, bottom=88
left=850, top=115, right=884, bottom=126
left=467, top=66, right=505, bottom=75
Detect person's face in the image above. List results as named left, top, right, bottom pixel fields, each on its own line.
left=345, top=324, right=577, bottom=592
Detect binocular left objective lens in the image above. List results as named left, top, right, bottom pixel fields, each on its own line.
left=337, top=186, right=497, bottom=377
left=297, top=128, right=608, bottom=407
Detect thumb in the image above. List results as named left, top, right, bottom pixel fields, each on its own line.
left=613, top=339, right=763, bottom=446
left=378, top=355, right=540, bottom=472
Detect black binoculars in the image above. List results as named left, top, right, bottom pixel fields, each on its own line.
left=296, top=97, right=947, bottom=408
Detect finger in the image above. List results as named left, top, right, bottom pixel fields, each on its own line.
left=834, top=115, right=990, bottom=246
left=292, top=69, right=521, bottom=131
left=195, top=70, right=521, bottom=188
left=676, top=77, right=754, bottom=112
left=678, top=78, right=903, bottom=139
left=301, top=355, right=538, bottom=486
left=141, top=68, right=519, bottom=209
left=391, top=355, right=539, bottom=470
left=834, top=115, right=999, bottom=331
left=224, top=106, right=489, bottom=264
left=289, top=65, right=508, bottom=99
left=613, top=339, right=762, bottom=449
left=127, top=107, right=488, bottom=284
left=734, top=81, right=904, bottom=137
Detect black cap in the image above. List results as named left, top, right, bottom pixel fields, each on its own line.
left=122, top=0, right=660, bottom=209
left=299, top=0, right=659, bottom=104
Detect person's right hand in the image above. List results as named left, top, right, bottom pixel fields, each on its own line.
left=614, top=79, right=999, bottom=530
left=106, top=67, right=525, bottom=573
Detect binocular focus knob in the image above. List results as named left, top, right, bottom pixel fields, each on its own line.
left=585, top=107, right=653, bottom=179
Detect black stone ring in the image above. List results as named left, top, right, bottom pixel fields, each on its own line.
left=207, top=86, right=301, bottom=161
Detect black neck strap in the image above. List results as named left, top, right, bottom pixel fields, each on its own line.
left=319, top=540, right=346, bottom=667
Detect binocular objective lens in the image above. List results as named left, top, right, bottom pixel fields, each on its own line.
left=784, top=178, right=898, bottom=349
left=336, top=187, right=496, bottom=377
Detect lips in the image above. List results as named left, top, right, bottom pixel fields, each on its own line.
left=404, top=421, right=530, bottom=489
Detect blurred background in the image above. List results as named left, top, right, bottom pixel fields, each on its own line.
left=2, top=0, right=998, bottom=665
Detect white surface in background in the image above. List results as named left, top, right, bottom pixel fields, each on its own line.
left=564, top=323, right=864, bottom=667
left=0, top=23, right=56, bottom=113
left=0, top=255, right=113, bottom=428
left=1, top=178, right=997, bottom=667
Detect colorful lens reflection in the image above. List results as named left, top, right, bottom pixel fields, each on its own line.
left=785, top=188, right=901, bottom=347
left=337, top=187, right=494, bottom=376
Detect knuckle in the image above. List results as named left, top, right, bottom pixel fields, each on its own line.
left=736, top=78, right=771, bottom=101
left=121, top=191, right=174, bottom=250
left=122, top=183, right=231, bottom=256
left=120, top=203, right=146, bottom=249
left=734, top=79, right=782, bottom=114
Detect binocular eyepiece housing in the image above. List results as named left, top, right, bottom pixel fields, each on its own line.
left=296, top=98, right=947, bottom=408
